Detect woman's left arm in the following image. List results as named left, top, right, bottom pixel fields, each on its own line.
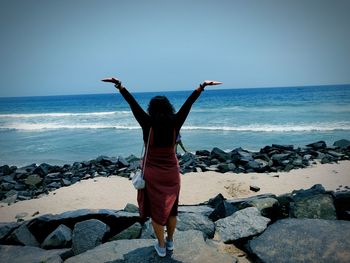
left=175, top=80, right=222, bottom=129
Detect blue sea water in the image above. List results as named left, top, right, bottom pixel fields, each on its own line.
left=0, top=85, right=350, bottom=166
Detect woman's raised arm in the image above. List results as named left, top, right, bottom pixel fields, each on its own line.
left=175, top=80, right=222, bottom=129
left=102, top=77, right=149, bottom=128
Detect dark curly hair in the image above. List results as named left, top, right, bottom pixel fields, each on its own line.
left=147, top=96, right=175, bottom=121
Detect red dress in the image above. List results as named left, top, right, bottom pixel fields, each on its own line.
left=137, top=129, right=180, bottom=225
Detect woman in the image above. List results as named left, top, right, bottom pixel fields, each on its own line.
left=102, top=77, right=222, bottom=257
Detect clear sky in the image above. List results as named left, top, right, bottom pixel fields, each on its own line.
left=1, top=0, right=350, bottom=97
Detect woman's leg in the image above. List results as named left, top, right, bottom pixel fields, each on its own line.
left=152, top=219, right=165, bottom=247
left=166, top=216, right=177, bottom=241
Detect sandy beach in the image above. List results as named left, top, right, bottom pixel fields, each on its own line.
left=1, top=160, right=349, bottom=223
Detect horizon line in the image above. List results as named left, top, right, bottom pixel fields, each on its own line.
left=1, top=83, right=349, bottom=99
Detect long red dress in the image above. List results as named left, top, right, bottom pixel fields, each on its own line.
left=138, top=129, right=180, bottom=225
left=119, top=87, right=203, bottom=225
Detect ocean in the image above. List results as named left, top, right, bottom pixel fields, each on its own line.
left=1, top=85, right=350, bottom=167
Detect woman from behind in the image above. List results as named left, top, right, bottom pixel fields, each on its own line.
left=102, top=77, right=222, bottom=257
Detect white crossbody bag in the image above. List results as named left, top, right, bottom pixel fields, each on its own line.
left=131, top=128, right=151, bottom=190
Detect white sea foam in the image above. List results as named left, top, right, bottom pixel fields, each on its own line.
left=0, top=111, right=131, bottom=118
left=1, top=122, right=350, bottom=132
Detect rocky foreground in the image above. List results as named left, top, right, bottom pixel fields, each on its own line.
left=1, top=139, right=350, bottom=206
left=0, top=184, right=349, bottom=262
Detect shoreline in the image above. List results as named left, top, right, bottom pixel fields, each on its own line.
left=1, top=160, right=349, bottom=223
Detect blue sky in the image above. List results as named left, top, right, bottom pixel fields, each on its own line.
left=1, top=0, right=350, bottom=97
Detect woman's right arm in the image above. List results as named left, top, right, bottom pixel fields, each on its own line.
left=102, top=78, right=149, bottom=127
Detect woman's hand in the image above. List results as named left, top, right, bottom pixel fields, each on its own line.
left=201, top=80, right=223, bottom=87
left=101, top=77, right=123, bottom=89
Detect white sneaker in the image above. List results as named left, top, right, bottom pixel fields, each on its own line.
left=154, top=242, right=166, bottom=257
left=166, top=238, right=174, bottom=251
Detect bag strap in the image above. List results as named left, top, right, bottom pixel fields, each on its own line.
left=141, top=127, right=151, bottom=176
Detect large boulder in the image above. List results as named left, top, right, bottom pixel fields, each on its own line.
left=306, top=140, right=327, bottom=149
left=176, top=212, right=215, bottom=238
left=210, top=147, right=231, bottom=162
left=72, top=219, right=110, bottom=255
left=0, top=245, right=70, bottom=263
left=214, top=207, right=270, bottom=243
left=109, top=222, right=142, bottom=241
left=241, top=197, right=280, bottom=221
left=65, top=230, right=236, bottom=263
left=0, top=222, right=21, bottom=241
left=289, top=185, right=336, bottom=219
left=41, top=224, right=72, bottom=249
left=333, top=139, right=350, bottom=149
left=6, top=224, right=40, bottom=247
left=249, top=218, right=350, bottom=263
left=208, top=200, right=237, bottom=221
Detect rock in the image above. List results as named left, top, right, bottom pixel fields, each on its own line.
left=24, top=174, right=42, bottom=186
left=333, top=190, right=350, bottom=220
left=41, top=224, right=72, bottom=249
left=0, top=222, right=21, bottom=241
left=140, top=219, right=155, bottom=239
left=61, top=179, right=71, bottom=186
left=177, top=212, right=215, bottom=238
left=249, top=218, right=350, bottom=263
left=250, top=185, right=260, bottom=192
left=242, top=197, right=280, bottom=220
left=123, top=203, right=139, bottom=213
left=1, top=182, right=14, bottom=191
left=328, top=150, right=345, bottom=158
left=0, top=165, right=12, bottom=175
left=333, top=139, right=350, bottom=149
left=117, top=156, right=129, bottom=167
left=207, top=193, right=226, bottom=208
left=215, top=207, right=270, bottom=243
left=178, top=205, right=214, bottom=216
left=6, top=223, right=40, bottom=247
left=306, top=140, right=327, bottom=149
left=109, top=222, right=142, bottom=241
left=72, top=219, right=110, bottom=255
left=290, top=185, right=337, bottom=220
left=210, top=147, right=231, bottom=162
left=65, top=230, right=236, bottom=263
left=208, top=201, right=237, bottom=221
left=0, top=245, right=70, bottom=263
left=217, top=163, right=235, bottom=173
left=271, top=144, right=294, bottom=151
left=33, top=163, right=51, bottom=176
left=271, top=153, right=290, bottom=164
left=196, top=150, right=210, bottom=156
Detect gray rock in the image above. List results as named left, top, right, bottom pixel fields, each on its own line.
left=72, top=219, right=110, bottom=255
left=243, top=197, right=280, bottom=220
left=123, top=203, right=139, bottom=213
left=249, top=218, right=350, bottom=263
left=6, top=223, right=40, bottom=246
left=178, top=205, right=214, bottom=216
left=109, top=222, right=141, bottom=241
left=210, top=147, right=231, bottom=162
left=306, top=140, right=327, bottom=149
left=1, top=182, right=14, bottom=191
left=65, top=230, right=236, bottom=263
left=24, top=174, right=42, bottom=186
left=140, top=219, right=155, bottom=239
left=333, top=139, right=350, bottom=149
left=0, top=245, right=70, bottom=263
left=0, top=222, right=21, bottom=240
left=41, top=224, right=72, bottom=249
left=177, top=212, right=215, bottom=238
left=0, top=194, right=17, bottom=205
left=290, top=193, right=337, bottom=219
left=215, top=207, right=270, bottom=243
left=328, top=150, right=345, bottom=158
left=271, top=153, right=291, bottom=164
left=208, top=201, right=237, bottom=221
left=250, top=185, right=260, bottom=192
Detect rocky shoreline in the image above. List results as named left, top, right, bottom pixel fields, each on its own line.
left=1, top=139, right=350, bottom=205
left=0, top=184, right=349, bottom=262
